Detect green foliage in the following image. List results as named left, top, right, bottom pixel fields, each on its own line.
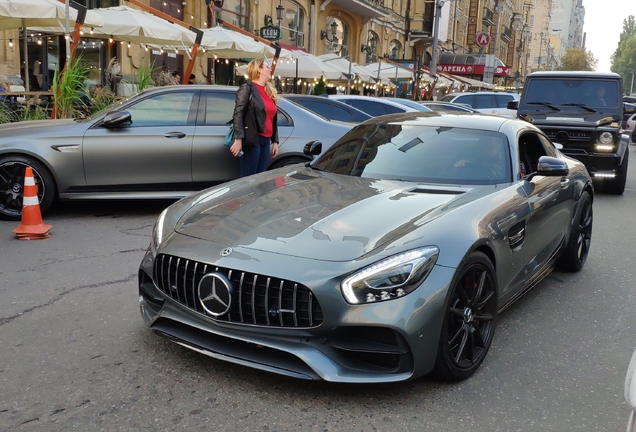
left=0, top=101, right=49, bottom=124
left=399, top=90, right=407, bottom=98
left=610, top=15, right=636, bottom=94
left=313, top=77, right=327, bottom=96
left=136, top=61, right=154, bottom=92
left=52, top=54, right=90, bottom=119
left=557, top=48, right=597, bottom=71
left=90, top=85, right=118, bottom=115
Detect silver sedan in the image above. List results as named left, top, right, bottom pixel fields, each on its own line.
left=0, top=85, right=354, bottom=220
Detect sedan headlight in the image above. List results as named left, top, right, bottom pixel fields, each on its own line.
left=341, top=246, right=439, bottom=304
left=149, top=208, right=169, bottom=256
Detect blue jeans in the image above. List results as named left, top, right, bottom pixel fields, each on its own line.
left=240, top=135, right=271, bottom=177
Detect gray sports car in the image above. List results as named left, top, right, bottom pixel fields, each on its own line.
left=0, top=85, right=353, bottom=220
left=138, top=112, right=594, bottom=382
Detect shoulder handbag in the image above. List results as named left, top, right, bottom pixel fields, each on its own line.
left=224, top=90, right=253, bottom=147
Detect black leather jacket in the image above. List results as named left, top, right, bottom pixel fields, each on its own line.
left=232, top=81, right=279, bottom=148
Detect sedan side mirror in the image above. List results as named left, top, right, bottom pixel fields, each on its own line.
left=536, top=156, right=569, bottom=176
left=303, top=140, right=323, bottom=156
left=507, top=100, right=519, bottom=110
left=102, top=110, right=132, bottom=128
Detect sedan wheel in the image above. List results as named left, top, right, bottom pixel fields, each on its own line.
left=556, top=191, right=592, bottom=272
left=433, top=252, right=498, bottom=381
left=0, top=156, right=56, bottom=221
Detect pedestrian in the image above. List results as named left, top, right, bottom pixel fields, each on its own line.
left=230, top=58, right=280, bottom=177
left=188, top=73, right=196, bottom=84
left=171, top=70, right=181, bottom=84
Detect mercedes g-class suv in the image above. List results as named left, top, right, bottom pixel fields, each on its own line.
left=510, top=71, right=634, bottom=194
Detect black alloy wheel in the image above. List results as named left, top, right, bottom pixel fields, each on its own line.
left=556, top=191, right=593, bottom=272
left=0, top=156, right=55, bottom=221
left=433, top=252, right=498, bottom=381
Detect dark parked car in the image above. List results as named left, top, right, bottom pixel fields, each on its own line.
left=0, top=85, right=354, bottom=220
left=328, top=94, right=419, bottom=116
left=282, top=94, right=372, bottom=122
left=139, top=112, right=594, bottom=383
left=512, top=71, right=635, bottom=194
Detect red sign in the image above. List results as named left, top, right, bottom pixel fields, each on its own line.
left=475, top=31, right=491, bottom=47
left=438, top=64, right=511, bottom=77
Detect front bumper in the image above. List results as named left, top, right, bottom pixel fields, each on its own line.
left=138, top=235, right=455, bottom=383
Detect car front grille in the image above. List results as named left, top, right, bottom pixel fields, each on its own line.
left=543, top=128, right=592, bottom=144
left=153, top=254, right=323, bottom=328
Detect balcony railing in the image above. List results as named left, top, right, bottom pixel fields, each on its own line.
left=482, top=8, right=494, bottom=27
left=501, top=26, right=512, bottom=43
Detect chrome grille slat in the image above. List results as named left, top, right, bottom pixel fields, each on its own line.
left=153, top=254, right=323, bottom=328
left=251, top=274, right=258, bottom=324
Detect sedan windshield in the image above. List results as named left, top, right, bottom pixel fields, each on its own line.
left=312, top=124, right=511, bottom=185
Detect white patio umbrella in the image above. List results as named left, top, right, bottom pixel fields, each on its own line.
left=237, top=51, right=342, bottom=80
left=88, top=5, right=211, bottom=48
left=200, top=25, right=291, bottom=60
left=362, top=61, right=413, bottom=81
left=318, top=53, right=374, bottom=83
left=0, top=0, right=104, bottom=31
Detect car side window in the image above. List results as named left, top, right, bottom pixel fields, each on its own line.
left=474, top=94, right=497, bottom=109
left=384, top=104, right=406, bottom=114
left=518, top=132, right=550, bottom=175
left=453, top=95, right=473, bottom=106
left=125, top=92, right=196, bottom=127
left=496, top=95, right=515, bottom=108
left=302, top=100, right=352, bottom=121
left=203, top=92, right=235, bottom=125
left=537, top=134, right=558, bottom=157
left=349, top=100, right=389, bottom=116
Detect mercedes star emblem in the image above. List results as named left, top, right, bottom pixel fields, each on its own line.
left=198, top=273, right=233, bottom=317
left=221, top=247, right=233, bottom=257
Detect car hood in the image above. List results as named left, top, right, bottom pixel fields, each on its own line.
left=520, top=111, right=621, bottom=127
left=0, top=118, right=80, bottom=138
left=174, top=168, right=494, bottom=261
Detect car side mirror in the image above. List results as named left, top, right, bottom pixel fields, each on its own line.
left=624, top=102, right=636, bottom=115
left=507, top=100, right=519, bottom=110
left=102, top=110, right=132, bottom=128
left=303, top=140, right=323, bottom=156
left=536, top=156, right=568, bottom=176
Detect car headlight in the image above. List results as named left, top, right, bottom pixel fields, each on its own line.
left=149, top=208, right=169, bottom=256
left=598, top=132, right=614, bottom=145
left=341, top=246, right=439, bottom=304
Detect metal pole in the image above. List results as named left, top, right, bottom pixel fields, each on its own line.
left=429, top=0, right=443, bottom=80
left=492, top=1, right=500, bottom=67
left=375, top=60, right=381, bottom=96
left=630, top=70, right=634, bottom=95
left=347, top=55, right=352, bottom=95
left=294, top=59, right=298, bottom=94
left=22, top=27, right=29, bottom=93
left=65, top=0, right=71, bottom=62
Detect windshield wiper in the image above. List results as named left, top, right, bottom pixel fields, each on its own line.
left=561, top=103, right=597, bottom=113
left=527, top=101, right=560, bottom=111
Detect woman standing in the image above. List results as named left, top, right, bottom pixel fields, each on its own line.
left=230, top=58, right=280, bottom=177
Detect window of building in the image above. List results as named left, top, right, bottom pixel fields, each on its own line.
left=325, top=16, right=349, bottom=56
left=389, top=40, right=402, bottom=59
left=365, top=31, right=379, bottom=64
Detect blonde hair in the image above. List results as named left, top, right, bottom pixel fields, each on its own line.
left=246, top=58, right=278, bottom=105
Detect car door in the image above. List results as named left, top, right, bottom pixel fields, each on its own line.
left=473, top=94, right=499, bottom=115
left=513, top=132, right=575, bottom=286
left=83, top=90, right=197, bottom=189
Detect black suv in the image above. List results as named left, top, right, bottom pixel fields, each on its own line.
left=511, top=71, right=635, bottom=194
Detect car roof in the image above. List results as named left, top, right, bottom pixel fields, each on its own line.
left=362, top=111, right=511, bottom=131
left=328, top=94, right=420, bottom=111
left=527, top=71, right=622, bottom=79
left=443, top=91, right=520, bottom=98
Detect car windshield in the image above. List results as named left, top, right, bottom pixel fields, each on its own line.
left=524, top=78, right=620, bottom=109
left=311, top=123, right=511, bottom=185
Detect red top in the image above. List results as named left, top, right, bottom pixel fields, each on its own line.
left=254, top=82, right=277, bottom=138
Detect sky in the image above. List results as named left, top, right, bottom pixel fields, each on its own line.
left=583, top=0, right=636, bottom=72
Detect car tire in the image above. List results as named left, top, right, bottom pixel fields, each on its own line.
left=556, top=191, right=593, bottom=272
left=432, top=251, right=498, bottom=381
left=603, top=148, right=629, bottom=195
left=270, top=156, right=309, bottom=170
left=0, top=155, right=57, bottom=221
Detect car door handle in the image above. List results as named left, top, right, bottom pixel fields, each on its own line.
left=164, top=132, right=186, bottom=138
left=560, top=177, right=570, bottom=188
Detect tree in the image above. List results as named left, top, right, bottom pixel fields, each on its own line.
left=557, top=48, right=597, bottom=71
left=610, top=15, right=636, bottom=92
left=313, top=77, right=327, bottom=96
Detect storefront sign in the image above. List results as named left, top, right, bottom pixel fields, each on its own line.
left=438, top=64, right=511, bottom=77
left=260, top=25, right=281, bottom=41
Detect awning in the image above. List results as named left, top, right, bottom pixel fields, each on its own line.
left=276, top=42, right=307, bottom=53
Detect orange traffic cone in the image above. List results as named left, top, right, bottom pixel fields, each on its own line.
left=12, top=167, right=52, bottom=240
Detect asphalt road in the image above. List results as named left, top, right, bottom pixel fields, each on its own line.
left=1, top=147, right=635, bottom=432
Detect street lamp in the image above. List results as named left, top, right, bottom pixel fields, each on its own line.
left=275, top=1, right=284, bottom=27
